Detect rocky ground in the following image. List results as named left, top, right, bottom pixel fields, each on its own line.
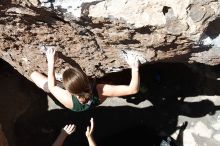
left=1, top=58, right=220, bottom=146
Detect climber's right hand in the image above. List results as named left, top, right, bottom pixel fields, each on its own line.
left=46, top=47, right=56, bottom=68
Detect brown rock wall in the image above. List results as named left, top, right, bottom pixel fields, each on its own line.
left=0, top=0, right=220, bottom=80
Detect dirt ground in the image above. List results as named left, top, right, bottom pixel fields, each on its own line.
left=1, top=58, right=220, bottom=146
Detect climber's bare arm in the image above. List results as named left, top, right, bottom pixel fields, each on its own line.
left=97, top=57, right=140, bottom=99
left=46, top=48, right=73, bottom=109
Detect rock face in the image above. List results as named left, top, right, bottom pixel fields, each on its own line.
left=0, top=0, right=220, bottom=79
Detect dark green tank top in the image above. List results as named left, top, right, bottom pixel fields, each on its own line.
left=71, top=80, right=100, bottom=112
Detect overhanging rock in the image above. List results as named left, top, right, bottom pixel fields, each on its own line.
left=0, top=0, right=220, bottom=79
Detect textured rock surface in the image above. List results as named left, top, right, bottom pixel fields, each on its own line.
left=0, top=0, right=220, bottom=79
left=1, top=1, right=220, bottom=146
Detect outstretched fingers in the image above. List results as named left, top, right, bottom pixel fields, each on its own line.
left=90, top=118, right=94, bottom=133
left=85, top=118, right=95, bottom=137
left=63, top=124, right=76, bottom=135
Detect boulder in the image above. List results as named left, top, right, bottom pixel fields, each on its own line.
left=0, top=0, right=220, bottom=79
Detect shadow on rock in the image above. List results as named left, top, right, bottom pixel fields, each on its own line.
left=0, top=59, right=48, bottom=146
left=99, top=62, right=220, bottom=106
left=1, top=59, right=220, bottom=146
left=15, top=99, right=220, bottom=146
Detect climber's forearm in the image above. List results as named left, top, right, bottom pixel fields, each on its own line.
left=52, top=131, right=68, bottom=146
left=87, top=136, right=97, bottom=146
left=48, top=65, right=56, bottom=90
left=129, top=67, right=140, bottom=94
